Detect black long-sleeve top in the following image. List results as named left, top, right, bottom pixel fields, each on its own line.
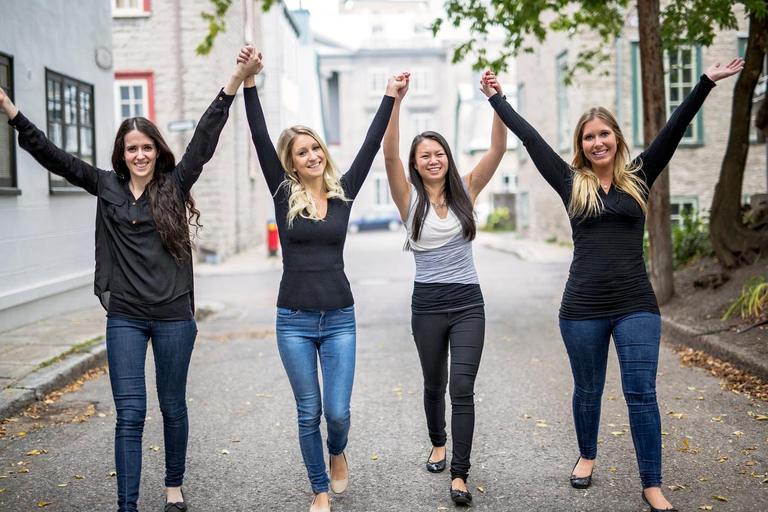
left=244, top=86, right=394, bottom=310
left=489, top=75, right=716, bottom=320
left=9, top=90, right=235, bottom=316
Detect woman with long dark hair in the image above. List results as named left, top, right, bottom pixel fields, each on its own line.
left=382, top=71, right=507, bottom=505
left=487, top=58, right=743, bottom=512
left=0, top=51, right=261, bottom=512
left=238, top=47, right=406, bottom=512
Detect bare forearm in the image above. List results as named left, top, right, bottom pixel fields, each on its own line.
left=222, top=67, right=248, bottom=96
left=488, top=111, right=507, bottom=157
left=0, top=95, right=19, bottom=121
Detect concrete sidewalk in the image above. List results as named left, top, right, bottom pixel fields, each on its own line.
left=0, top=243, right=282, bottom=420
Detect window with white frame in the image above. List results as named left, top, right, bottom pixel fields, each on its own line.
left=374, top=175, right=392, bottom=205
left=46, top=70, right=95, bottom=191
left=112, top=0, right=150, bottom=17
left=369, top=69, right=387, bottom=95
left=410, top=68, right=431, bottom=95
left=115, top=79, right=149, bottom=122
left=632, top=44, right=703, bottom=146
left=410, top=111, right=434, bottom=138
left=0, top=53, right=17, bottom=191
left=556, top=51, right=570, bottom=152
left=670, top=196, right=699, bottom=228
left=738, top=36, right=767, bottom=144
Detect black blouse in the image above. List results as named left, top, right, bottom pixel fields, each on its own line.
left=244, top=85, right=394, bottom=311
left=488, top=75, right=715, bottom=320
left=10, top=90, right=235, bottom=316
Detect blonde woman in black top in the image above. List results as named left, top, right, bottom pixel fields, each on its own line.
left=239, top=47, right=406, bottom=512
left=488, top=58, right=743, bottom=512
left=0, top=50, right=261, bottom=512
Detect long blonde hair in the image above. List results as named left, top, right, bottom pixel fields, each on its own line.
left=276, top=126, right=347, bottom=227
left=568, top=107, right=648, bottom=218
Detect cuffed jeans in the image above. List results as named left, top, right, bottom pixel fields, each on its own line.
left=276, top=306, right=356, bottom=494
left=559, top=312, right=662, bottom=488
left=106, top=317, right=197, bottom=512
left=411, top=306, right=485, bottom=482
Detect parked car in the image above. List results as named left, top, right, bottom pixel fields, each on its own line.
left=348, top=210, right=403, bottom=233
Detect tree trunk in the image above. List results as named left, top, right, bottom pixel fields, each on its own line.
left=710, top=9, right=768, bottom=268
left=637, top=0, right=674, bottom=304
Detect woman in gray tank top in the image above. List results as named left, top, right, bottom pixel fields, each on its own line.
left=382, top=71, right=507, bottom=505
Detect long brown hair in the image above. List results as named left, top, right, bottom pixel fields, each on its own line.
left=407, top=131, right=475, bottom=243
left=112, top=118, right=202, bottom=264
left=569, top=107, right=647, bottom=218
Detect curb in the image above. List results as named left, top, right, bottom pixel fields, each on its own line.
left=0, top=340, right=108, bottom=420
left=661, top=317, right=768, bottom=383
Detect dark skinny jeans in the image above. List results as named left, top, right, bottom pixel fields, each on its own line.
left=411, top=306, right=485, bottom=482
left=559, top=312, right=663, bottom=489
left=106, top=317, right=197, bottom=512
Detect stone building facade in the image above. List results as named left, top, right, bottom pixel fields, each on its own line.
left=514, top=5, right=767, bottom=242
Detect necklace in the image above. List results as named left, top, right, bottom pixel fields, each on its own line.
left=601, top=182, right=611, bottom=190
left=430, top=199, right=447, bottom=209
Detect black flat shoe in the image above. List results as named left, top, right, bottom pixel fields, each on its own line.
left=426, top=447, right=446, bottom=473
left=642, top=491, right=678, bottom=511
left=164, top=489, right=188, bottom=512
left=450, top=487, right=472, bottom=505
left=570, top=457, right=593, bottom=489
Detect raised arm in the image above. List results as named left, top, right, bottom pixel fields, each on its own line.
left=488, top=92, right=572, bottom=199
left=464, top=71, right=508, bottom=204
left=341, top=75, right=406, bottom=199
left=638, top=58, right=743, bottom=187
left=2, top=86, right=102, bottom=195
left=383, top=72, right=412, bottom=220
left=173, top=53, right=259, bottom=192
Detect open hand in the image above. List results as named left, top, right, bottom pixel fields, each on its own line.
left=237, top=46, right=263, bottom=76
left=480, top=70, right=503, bottom=98
left=705, top=58, right=745, bottom=83
left=386, top=72, right=409, bottom=98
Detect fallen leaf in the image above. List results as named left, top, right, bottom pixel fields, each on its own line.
left=18, top=468, right=29, bottom=473
left=668, top=484, right=686, bottom=491
left=597, top=439, right=605, bottom=444
left=477, top=486, right=484, bottom=492
left=98, top=413, right=106, bottom=418
left=611, top=431, right=626, bottom=436
left=746, top=461, right=756, bottom=466
left=523, top=414, right=532, bottom=419
left=149, top=445, right=160, bottom=452
left=58, top=484, right=67, bottom=487
left=18, top=431, right=26, bottom=436
left=74, top=475, right=84, bottom=479
left=609, top=467, right=617, bottom=472
left=711, top=495, right=728, bottom=502
left=438, top=507, right=448, bottom=511
left=711, top=416, right=722, bottom=422
left=221, top=450, right=229, bottom=455
left=756, top=415, right=768, bottom=421
left=27, top=449, right=45, bottom=456
left=108, top=471, right=116, bottom=477
left=38, top=502, right=53, bottom=508
left=372, top=454, right=378, bottom=460
left=699, top=477, right=709, bottom=482
left=687, top=387, right=696, bottom=391
left=717, top=457, right=728, bottom=463
left=733, top=431, right=744, bottom=438
left=0, top=489, right=5, bottom=493
left=698, top=507, right=713, bottom=511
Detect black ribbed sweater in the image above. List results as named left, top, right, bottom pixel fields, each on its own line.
left=244, top=86, right=395, bottom=310
left=489, top=75, right=715, bottom=319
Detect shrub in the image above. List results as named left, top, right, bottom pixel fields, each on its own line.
left=722, top=275, right=768, bottom=321
left=484, top=207, right=515, bottom=232
left=642, top=208, right=713, bottom=271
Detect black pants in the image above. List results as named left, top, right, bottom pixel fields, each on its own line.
left=411, top=306, right=485, bottom=481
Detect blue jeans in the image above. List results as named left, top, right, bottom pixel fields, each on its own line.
left=106, top=317, right=197, bottom=512
left=276, top=306, right=357, bottom=494
left=559, top=312, right=662, bottom=489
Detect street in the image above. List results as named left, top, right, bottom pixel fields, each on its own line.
left=1, top=231, right=766, bottom=511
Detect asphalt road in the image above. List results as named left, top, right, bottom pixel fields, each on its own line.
left=1, top=231, right=766, bottom=511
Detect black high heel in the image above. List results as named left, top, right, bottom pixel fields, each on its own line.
left=569, top=457, right=593, bottom=489
left=642, top=490, right=678, bottom=512
left=426, top=446, right=446, bottom=473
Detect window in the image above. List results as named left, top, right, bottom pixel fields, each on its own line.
left=368, top=69, right=387, bottom=95
left=410, top=111, right=434, bottom=138
left=326, top=72, right=341, bottom=145
left=632, top=43, right=704, bottom=146
left=115, top=72, right=154, bottom=123
left=374, top=175, right=392, bottom=205
left=112, top=0, right=150, bottom=17
left=738, top=36, right=767, bottom=144
left=556, top=51, right=570, bottom=152
left=670, top=196, right=698, bottom=228
left=410, top=68, right=431, bottom=95
left=0, top=53, right=17, bottom=192
left=46, top=70, right=95, bottom=191
left=501, top=173, right=517, bottom=192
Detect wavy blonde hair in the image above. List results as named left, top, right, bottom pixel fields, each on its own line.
left=276, top=126, right=347, bottom=227
left=568, top=107, right=648, bottom=218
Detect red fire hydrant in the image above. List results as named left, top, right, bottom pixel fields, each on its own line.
left=267, top=219, right=279, bottom=257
